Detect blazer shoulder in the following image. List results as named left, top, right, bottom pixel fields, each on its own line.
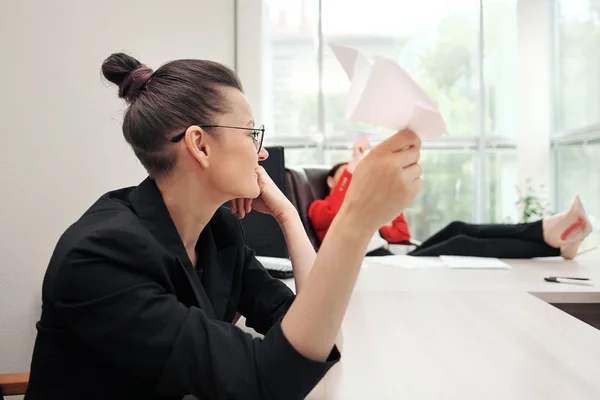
left=53, top=204, right=161, bottom=275
left=44, top=207, right=162, bottom=305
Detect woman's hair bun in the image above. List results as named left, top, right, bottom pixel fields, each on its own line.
left=101, top=52, right=153, bottom=103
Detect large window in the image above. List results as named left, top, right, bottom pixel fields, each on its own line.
left=267, top=0, right=320, bottom=140
left=487, top=150, right=518, bottom=223
left=553, top=0, right=600, bottom=247
left=556, top=144, right=600, bottom=218
left=555, top=0, right=600, bottom=133
left=321, top=0, right=481, bottom=141
left=266, top=0, right=518, bottom=238
left=404, top=150, right=476, bottom=240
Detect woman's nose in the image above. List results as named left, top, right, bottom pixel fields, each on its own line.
left=258, top=147, right=269, bottom=161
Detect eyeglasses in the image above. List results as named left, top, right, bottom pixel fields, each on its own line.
left=170, top=124, right=265, bottom=154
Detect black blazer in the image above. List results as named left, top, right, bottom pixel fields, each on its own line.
left=25, top=178, right=339, bottom=400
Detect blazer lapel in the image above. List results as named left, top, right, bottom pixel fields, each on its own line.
left=128, top=177, right=190, bottom=265
left=195, top=224, right=237, bottom=321
left=160, top=257, right=211, bottom=315
left=128, top=177, right=217, bottom=318
left=174, top=257, right=217, bottom=319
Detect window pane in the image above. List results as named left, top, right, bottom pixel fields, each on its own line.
left=323, top=148, right=351, bottom=165
left=555, top=143, right=600, bottom=247
left=487, top=150, right=518, bottom=223
left=283, top=147, right=322, bottom=166
left=404, top=150, right=476, bottom=240
left=322, top=0, right=480, bottom=140
left=267, top=1, right=319, bottom=137
left=556, top=0, right=600, bottom=132
left=483, top=0, right=517, bottom=138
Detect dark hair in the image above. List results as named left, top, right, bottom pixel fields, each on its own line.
left=327, top=162, right=348, bottom=179
left=101, top=52, right=243, bottom=177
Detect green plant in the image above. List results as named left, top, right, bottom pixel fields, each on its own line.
left=515, top=179, right=552, bottom=223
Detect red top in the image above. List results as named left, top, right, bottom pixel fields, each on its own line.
left=308, top=168, right=411, bottom=244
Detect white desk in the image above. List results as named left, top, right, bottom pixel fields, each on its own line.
left=355, top=255, right=600, bottom=302
left=289, top=250, right=600, bottom=399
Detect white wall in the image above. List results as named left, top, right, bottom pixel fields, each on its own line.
left=0, top=0, right=235, bottom=375
left=236, top=0, right=275, bottom=137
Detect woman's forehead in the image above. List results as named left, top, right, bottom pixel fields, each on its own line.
left=222, top=87, right=253, bottom=120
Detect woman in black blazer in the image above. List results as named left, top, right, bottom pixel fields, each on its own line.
left=25, top=52, right=424, bottom=399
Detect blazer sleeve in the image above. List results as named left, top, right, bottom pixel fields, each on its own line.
left=308, top=168, right=353, bottom=232
left=237, top=244, right=297, bottom=335
left=54, top=230, right=339, bottom=400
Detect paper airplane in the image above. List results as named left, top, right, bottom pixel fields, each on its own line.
left=329, top=43, right=447, bottom=139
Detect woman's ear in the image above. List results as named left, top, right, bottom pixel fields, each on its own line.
left=184, top=126, right=210, bottom=168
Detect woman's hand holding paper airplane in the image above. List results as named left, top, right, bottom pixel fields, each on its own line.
left=341, top=129, right=423, bottom=233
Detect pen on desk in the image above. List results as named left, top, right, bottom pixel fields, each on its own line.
left=544, top=276, right=593, bottom=285
left=554, top=276, right=589, bottom=280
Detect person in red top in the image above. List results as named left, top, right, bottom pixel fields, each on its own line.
left=309, top=139, right=593, bottom=259
left=309, top=140, right=411, bottom=247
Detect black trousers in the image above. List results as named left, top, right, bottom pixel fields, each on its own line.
left=366, top=247, right=395, bottom=257
left=404, top=220, right=560, bottom=258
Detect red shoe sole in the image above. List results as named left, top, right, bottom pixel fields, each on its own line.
left=561, top=216, right=585, bottom=241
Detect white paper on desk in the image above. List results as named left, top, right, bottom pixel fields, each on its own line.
left=329, top=43, right=447, bottom=139
left=440, top=256, right=512, bottom=270
left=366, top=255, right=445, bottom=269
